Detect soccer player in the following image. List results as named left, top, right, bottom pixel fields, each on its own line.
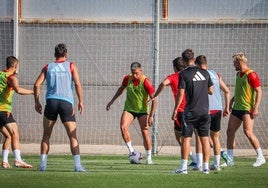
left=151, top=57, right=197, bottom=166
left=106, top=62, right=157, bottom=164
left=195, top=55, right=230, bottom=171
left=0, top=56, right=33, bottom=169
left=172, top=49, right=214, bottom=174
left=225, top=52, right=266, bottom=167
left=34, top=43, right=87, bottom=172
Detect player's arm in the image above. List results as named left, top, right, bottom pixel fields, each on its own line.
left=34, top=67, right=46, bottom=114
left=8, top=75, right=33, bottom=95
left=252, top=86, right=262, bottom=118
left=144, top=78, right=158, bottom=126
left=172, top=88, right=184, bottom=120
left=208, top=86, right=214, bottom=95
left=208, top=74, right=214, bottom=95
left=219, top=77, right=230, bottom=117
left=248, top=72, right=262, bottom=118
left=106, top=85, right=126, bottom=111
left=152, top=78, right=170, bottom=100
left=72, top=63, right=84, bottom=115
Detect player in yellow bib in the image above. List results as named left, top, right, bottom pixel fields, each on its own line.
left=226, top=52, right=266, bottom=167
left=0, top=56, right=33, bottom=169
left=106, top=62, right=157, bottom=164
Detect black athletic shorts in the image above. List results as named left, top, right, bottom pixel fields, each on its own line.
left=0, top=112, right=16, bottom=127
left=210, top=111, right=222, bottom=132
left=174, top=112, right=184, bottom=132
left=231, top=109, right=250, bottom=121
left=182, top=113, right=211, bottom=137
left=44, top=99, right=76, bottom=123
left=127, top=111, right=148, bottom=119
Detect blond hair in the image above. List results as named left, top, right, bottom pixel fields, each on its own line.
left=232, top=52, right=247, bottom=63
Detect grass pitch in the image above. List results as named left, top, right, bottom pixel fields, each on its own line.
left=0, top=155, right=267, bottom=188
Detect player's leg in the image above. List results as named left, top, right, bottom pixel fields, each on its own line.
left=5, top=122, right=32, bottom=168
left=196, top=114, right=211, bottom=174
left=210, top=130, right=221, bottom=169
left=0, top=126, right=11, bottom=168
left=59, top=100, right=87, bottom=172
left=138, top=114, right=153, bottom=164
left=176, top=112, right=197, bottom=166
left=39, top=116, right=56, bottom=171
left=63, top=121, right=86, bottom=171
left=64, top=121, right=79, bottom=155
left=174, top=119, right=194, bottom=174
left=194, top=130, right=202, bottom=171
left=242, top=114, right=266, bottom=167
left=41, top=117, right=56, bottom=155
left=210, top=112, right=222, bottom=170
left=120, top=111, right=135, bottom=154
left=226, top=113, right=241, bottom=161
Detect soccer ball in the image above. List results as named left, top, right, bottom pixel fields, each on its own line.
left=129, top=151, right=143, bottom=164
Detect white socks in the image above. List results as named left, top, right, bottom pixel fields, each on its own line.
left=180, top=159, right=188, bottom=170
left=2, top=149, right=9, bottom=163
left=146, top=150, right=152, bottom=160
left=189, top=151, right=197, bottom=163
left=40, top=154, right=48, bottom=167
left=13, top=149, right=22, bottom=161
left=73, top=155, right=82, bottom=168
left=126, top=141, right=134, bottom=154
left=256, top=148, right=264, bottom=158
left=196, top=153, right=203, bottom=168
left=227, top=149, right=234, bottom=161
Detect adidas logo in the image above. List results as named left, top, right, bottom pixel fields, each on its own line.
left=193, top=71, right=206, bottom=81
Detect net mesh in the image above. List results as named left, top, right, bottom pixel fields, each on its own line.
left=0, top=0, right=268, bottom=153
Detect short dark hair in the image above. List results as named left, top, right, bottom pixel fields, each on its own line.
left=6, top=56, right=18, bottom=68
left=54, top=43, right=67, bottom=58
left=172, top=57, right=185, bottom=71
left=182, top=49, right=194, bottom=63
left=130, top=62, right=141, bottom=70
left=195, top=55, right=207, bottom=66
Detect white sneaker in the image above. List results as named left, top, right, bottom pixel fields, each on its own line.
left=220, top=161, right=234, bottom=167
left=38, top=166, right=46, bottom=172
left=253, top=157, right=266, bottom=167
left=146, top=159, right=153, bottom=165
left=174, top=168, right=188, bottom=174
left=220, top=162, right=227, bottom=167
left=192, top=165, right=202, bottom=171
left=14, top=160, right=33, bottom=168
left=75, top=166, right=88, bottom=172
left=210, top=164, right=221, bottom=171
left=202, top=169, right=210, bottom=174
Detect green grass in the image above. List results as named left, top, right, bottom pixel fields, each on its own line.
left=0, top=155, right=267, bottom=188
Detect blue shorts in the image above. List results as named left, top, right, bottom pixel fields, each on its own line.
left=44, top=99, right=76, bottom=123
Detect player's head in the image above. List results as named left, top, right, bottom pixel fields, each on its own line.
left=130, top=62, right=142, bottom=79
left=182, top=49, right=194, bottom=64
left=195, top=55, right=207, bottom=69
left=172, top=57, right=185, bottom=72
left=6, top=56, right=19, bottom=72
left=232, top=52, right=247, bottom=63
left=130, top=62, right=141, bottom=71
left=232, top=52, right=247, bottom=71
left=54, top=43, right=67, bottom=58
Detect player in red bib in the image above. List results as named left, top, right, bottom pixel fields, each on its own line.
left=151, top=57, right=197, bottom=166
